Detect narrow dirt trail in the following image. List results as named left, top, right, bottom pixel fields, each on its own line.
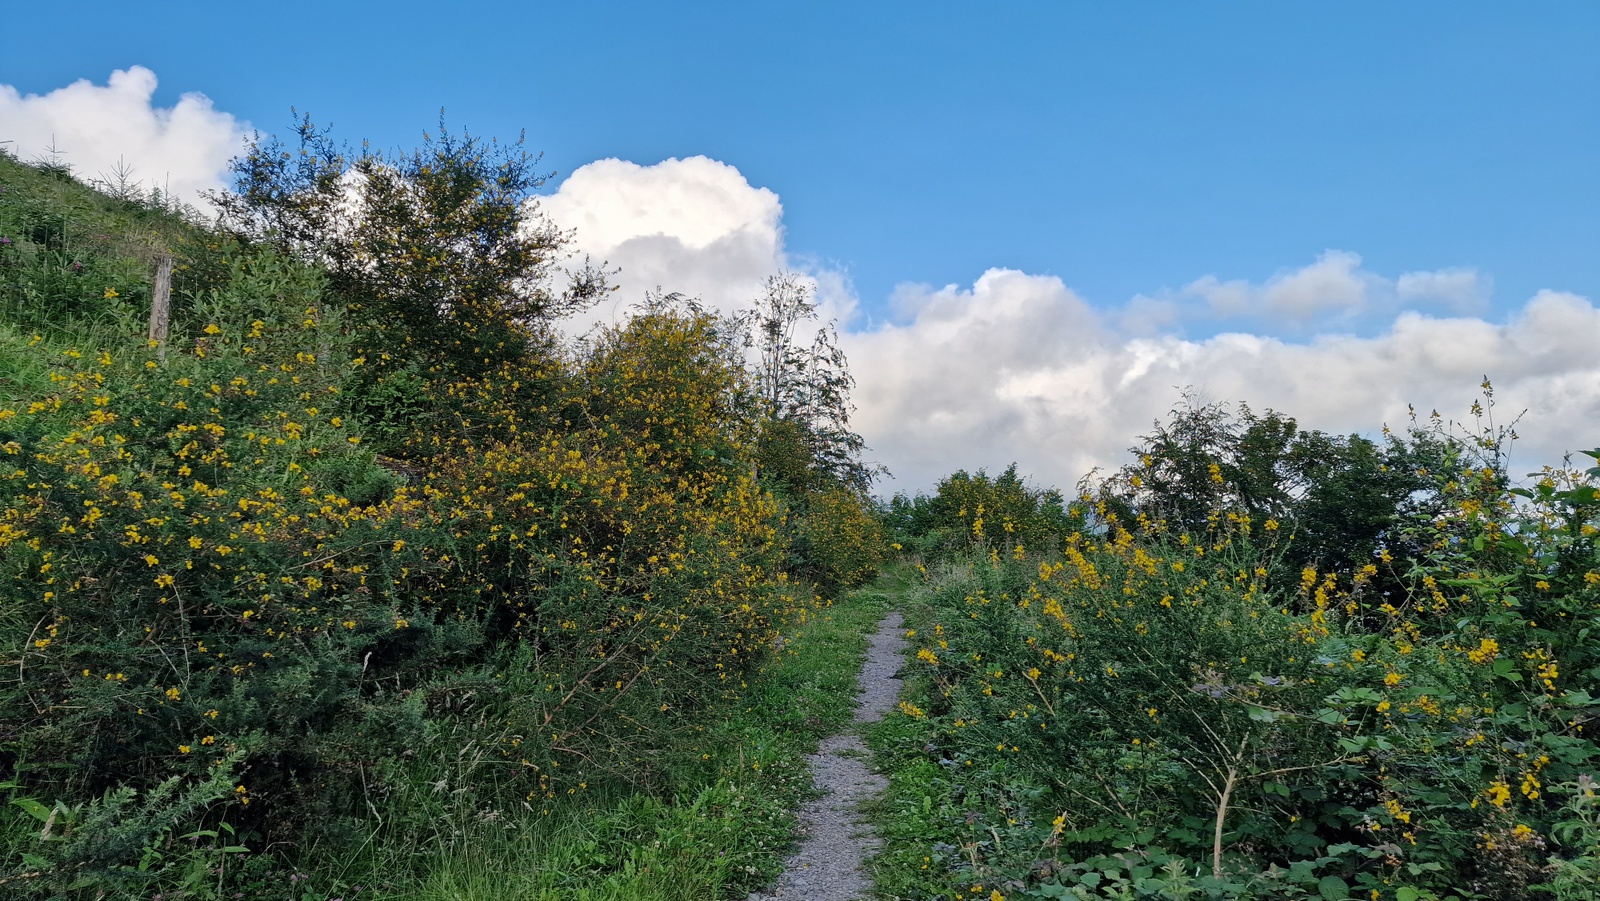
left=747, top=610, right=907, bottom=901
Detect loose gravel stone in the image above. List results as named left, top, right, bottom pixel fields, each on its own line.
left=748, top=611, right=906, bottom=901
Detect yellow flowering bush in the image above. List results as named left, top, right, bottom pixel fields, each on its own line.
left=878, top=406, right=1600, bottom=899
left=0, top=247, right=803, bottom=892
left=792, top=484, right=887, bottom=592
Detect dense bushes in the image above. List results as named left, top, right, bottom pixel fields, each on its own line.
left=875, top=414, right=1600, bottom=899
left=0, top=138, right=876, bottom=897
left=883, top=463, right=1077, bottom=562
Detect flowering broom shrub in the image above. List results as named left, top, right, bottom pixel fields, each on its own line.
left=0, top=239, right=803, bottom=895
left=790, top=484, right=887, bottom=594
left=880, top=427, right=1599, bottom=900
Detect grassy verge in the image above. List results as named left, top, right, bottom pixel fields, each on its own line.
left=864, top=562, right=965, bottom=901
left=273, top=578, right=895, bottom=901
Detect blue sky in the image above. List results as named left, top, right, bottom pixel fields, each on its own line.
left=7, top=3, right=1596, bottom=321
left=4, top=3, right=1598, bottom=487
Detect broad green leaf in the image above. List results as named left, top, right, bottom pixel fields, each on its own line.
left=10, top=798, right=49, bottom=822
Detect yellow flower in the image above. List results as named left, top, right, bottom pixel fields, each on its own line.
left=1485, top=780, right=1511, bottom=808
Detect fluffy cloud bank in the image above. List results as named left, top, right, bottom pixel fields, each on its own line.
left=1128, top=250, right=1493, bottom=336
left=541, top=156, right=787, bottom=331
left=543, top=156, right=859, bottom=334
left=851, top=273, right=1598, bottom=490
left=0, top=67, right=247, bottom=202
left=547, top=158, right=1600, bottom=492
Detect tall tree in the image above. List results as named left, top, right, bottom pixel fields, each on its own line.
left=1098, top=392, right=1453, bottom=580
left=211, top=114, right=609, bottom=379
left=739, top=272, right=878, bottom=492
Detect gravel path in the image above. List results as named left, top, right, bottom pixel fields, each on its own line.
left=748, top=610, right=906, bottom=901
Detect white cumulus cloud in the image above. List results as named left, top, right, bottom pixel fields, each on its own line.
left=1152, top=252, right=1491, bottom=334
left=1397, top=267, right=1490, bottom=313
left=848, top=276, right=1600, bottom=491
left=0, top=67, right=248, bottom=203
left=541, top=156, right=806, bottom=332
left=1186, top=249, right=1372, bottom=321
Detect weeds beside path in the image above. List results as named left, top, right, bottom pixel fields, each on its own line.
left=749, top=570, right=912, bottom=900
left=375, top=574, right=904, bottom=901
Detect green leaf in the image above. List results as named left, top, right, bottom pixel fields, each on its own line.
left=1317, top=875, right=1350, bottom=899
left=1563, top=485, right=1598, bottom=505
left=1396, top=888, right=1421, bottom=901
left=1247, top=705, right=1282, bottom=723
left=10, top=798, right=49, bottom=822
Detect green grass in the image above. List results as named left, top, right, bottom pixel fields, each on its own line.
left=265, top=578, right=896, bottom=901
left=0, top=150, right=199, bottom=347
left=0, top=324, right=57, bottom=405
left=862, top=565, right=957, bottom=901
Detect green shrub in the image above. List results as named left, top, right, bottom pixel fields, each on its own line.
left=885, top=463, right=1078, bottom=562
left=876, top=427, right=1600, bottom=899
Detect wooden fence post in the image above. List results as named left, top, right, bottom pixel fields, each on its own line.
left=149, top=253, right=172, bottom=360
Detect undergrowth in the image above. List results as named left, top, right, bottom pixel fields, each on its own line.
left=330, top=571, right=892, bottom=901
